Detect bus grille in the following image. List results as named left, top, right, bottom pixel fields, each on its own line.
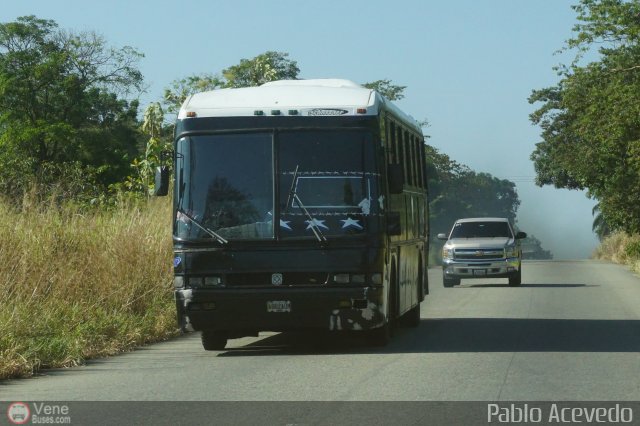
left=225, top=272, right=329, bottom=287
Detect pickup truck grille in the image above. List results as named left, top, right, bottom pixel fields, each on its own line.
left=455, top=249, right=504, bottom=260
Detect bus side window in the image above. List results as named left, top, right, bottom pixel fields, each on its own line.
left=408, top=133, right=416, bottom=187
left=412, top=135, right=420, bottom=188
left=404, top=130, right=413, bottom=186
left=398, top=127, right=406, bottom=182
left=417, top=138, right=425, bottom=189
left=388, top=120, right=396, bottom=164
left=404, top=133, right=411, bottom=187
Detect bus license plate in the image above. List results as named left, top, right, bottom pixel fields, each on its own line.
left=473, top=270, right=487, bottom=276
left=267, top=300, right=291, bottom=313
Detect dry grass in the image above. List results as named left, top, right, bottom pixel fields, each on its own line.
left=0, top=197, right=177, bottom=380
left=592, top=231, right=640, bottom=274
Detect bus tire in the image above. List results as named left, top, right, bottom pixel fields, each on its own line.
left=201, top=330, right=227, bottom=351
left=367, top=323, right=391, bottom=347
left=368, top=267, right=397, bottom=346
left=406, top=270, right=421, bottom=327
left=406, top=301, right=421, bottom=328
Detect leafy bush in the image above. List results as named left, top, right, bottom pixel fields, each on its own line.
left=625, top=240, right=640, bottom=259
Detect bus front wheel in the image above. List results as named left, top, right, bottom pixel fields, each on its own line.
left=367, top=270, right=396, bottom=346
left=201, top=330, right=228, bottom=351
left=367, top=323, right=391, bottom=347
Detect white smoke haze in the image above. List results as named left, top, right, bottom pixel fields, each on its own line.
left=516, top=184, right=598, bottom=259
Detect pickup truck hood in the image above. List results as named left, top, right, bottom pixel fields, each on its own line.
left=446, top=237, right=513, bottom=249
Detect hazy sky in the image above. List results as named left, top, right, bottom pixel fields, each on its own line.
left=4, top=0, right=599, bottom=258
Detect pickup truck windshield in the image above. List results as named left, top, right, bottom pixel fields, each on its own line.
left=450, top=221, right=513, bottom=239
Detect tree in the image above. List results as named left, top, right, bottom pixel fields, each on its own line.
left=592, top=202, right=612, bottom=241
left=0, top=16, right=144, bottom=201
left=163, top=51, right=300, bottom=114
left=362, top=79, right=407, bottom=101
left=529, top=0, right=640, bottom=234
left=521, top=234, right=554, bottom=260
left=222, top=51, right=299, bottom=88
left=126, top=102, right=171, bottom=195
left=425, top=145, right=520, bottom=238
left=163, top=74, right=223, bottom=114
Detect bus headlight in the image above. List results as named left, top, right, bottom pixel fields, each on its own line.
left=333, top=274, right=350, bottom=284
left=351, top=274, right=366, bottom=284
left=332, top=273, right=369, bottom=284
left=187, top=277, right=203, bottom=288
left=371, top=273, right=383, bottom=285
left=174, top=276, right=185, bottom=289
left=204, top=276, right=224, bottom=287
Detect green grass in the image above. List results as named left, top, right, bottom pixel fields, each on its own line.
left=0, top=198, right=177, bottom=380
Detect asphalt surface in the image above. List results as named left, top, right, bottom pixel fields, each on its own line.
left=2, top=260, right=640, bottom=405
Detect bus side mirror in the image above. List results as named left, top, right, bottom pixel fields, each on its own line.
left=154, top=166, right=170, bottom=196
left=387, top=164, right=404, bottom=194
left=515, top=231, right=527, bottom=239
left=387, top=212, right=401, bottom=236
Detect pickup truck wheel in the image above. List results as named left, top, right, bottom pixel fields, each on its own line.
left=443, top=273, right=460, bottom=288
left=508, top=269, right=522, bottom=286
left=201, top=330, right=228, bottom=351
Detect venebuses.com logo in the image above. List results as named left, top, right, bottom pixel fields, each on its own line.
left=7, top=402, right=30, bottom=425
left=6, top=402, right=71, bottom=424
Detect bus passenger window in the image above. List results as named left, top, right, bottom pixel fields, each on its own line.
left=388, top=121, right=396, bottom=164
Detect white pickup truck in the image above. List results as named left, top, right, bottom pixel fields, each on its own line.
left=437, top=217, right=527, bottom=287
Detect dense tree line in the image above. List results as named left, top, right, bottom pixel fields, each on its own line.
left=425, top=145, right=520, bottom=235
left=0, top=16, right=144, bottom=202
left=530, top=0, right=640, bottom=236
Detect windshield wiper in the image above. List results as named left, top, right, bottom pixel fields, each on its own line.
left=293, top=193, right=327, bottom=244
left=284, top=165, right=299, bottom=215
left=285, top=165, right=327, bottom=244
left=177, top=208, right=228, bottom=245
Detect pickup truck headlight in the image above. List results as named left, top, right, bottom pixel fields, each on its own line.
left=505, top=246, right=518, bottom=258
left=442, top=247, right=454, bottom=260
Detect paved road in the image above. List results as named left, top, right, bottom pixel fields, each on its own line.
left=2, top=260, right=640, bottom=403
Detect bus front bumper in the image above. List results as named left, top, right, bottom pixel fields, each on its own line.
left=175, top=286, right=386, bottom=334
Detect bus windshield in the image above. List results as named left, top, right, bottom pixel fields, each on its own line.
left=175, top=133, right=274, bottom=240
left=174, top=129, right=379, bottom=241
left=278, top=129, right=379, bottom=239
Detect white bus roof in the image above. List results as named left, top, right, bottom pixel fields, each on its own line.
left=178, top=79, right=422, bottom=132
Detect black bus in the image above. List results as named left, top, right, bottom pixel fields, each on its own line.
left=155, top=79, right=429, bottom=350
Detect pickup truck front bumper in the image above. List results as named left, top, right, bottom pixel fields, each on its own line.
left=442, top=257, right=521, bottom=279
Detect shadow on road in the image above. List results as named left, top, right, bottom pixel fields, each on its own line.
left=217, top=318, right=640, bottom=356
left=464, top=283, right=595, bottom=288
